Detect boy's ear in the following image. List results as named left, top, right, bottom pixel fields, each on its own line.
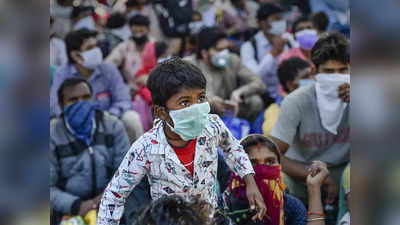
left=154, top=105, right=169, bottom=121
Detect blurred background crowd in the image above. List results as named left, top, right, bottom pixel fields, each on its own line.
left=49, top=0, right=352, bottom=225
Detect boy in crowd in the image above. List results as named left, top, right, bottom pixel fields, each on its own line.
left=270, top=32, right=350, bottom=204
left=97, top=58, right=266, bottom=225
left=263, top=57, right=312, bottom=136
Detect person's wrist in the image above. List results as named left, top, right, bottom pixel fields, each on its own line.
left=243, top=173, right=256, bottom=185
left=71, top=198, right=82, bottom=215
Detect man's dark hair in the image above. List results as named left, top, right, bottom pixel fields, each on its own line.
left=256, top=3, right=284, bottom=21
left=57, top=77, right=92, bottom=107
left=133, top=195, right=211, bottom=225
left=196, top=27, right=227, bottom=59
left=292, top=16, right=310, bottom=33
left=155, top=41, right=168, bottom=58
left=310, top=11, right=329, bottom=32
left=240, top=134, right=281, bottom=163
left=147, top=57, right=207, bottom=107
left=278, top=57, right=311, bottom=92
left=125, top=0, right=140, bottom=8
left=70, top=5, right=94, bottom=20
left=129, top=14, right=150, bottom=27
left=311, top=31, right=350, bottom=69
left=106, top=13, right=127, bottom=29
left=65, top=28, right=98, bottom=63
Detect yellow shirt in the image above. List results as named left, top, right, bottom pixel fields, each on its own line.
left=262, top=103, right=281, bottom=137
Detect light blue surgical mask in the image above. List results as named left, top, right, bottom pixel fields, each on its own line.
left=211, top=49, right=230, bottom=69
left=166, top=102, right=210, bottom=141
left=299, top=78, right=315, bottom=88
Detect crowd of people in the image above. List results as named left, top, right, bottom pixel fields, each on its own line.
left=50, top=0, right=350, bottom=225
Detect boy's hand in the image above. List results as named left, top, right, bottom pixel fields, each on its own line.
left=244, top=174, right=267, bottom=221
left=306, top=161, right=330, bottom=188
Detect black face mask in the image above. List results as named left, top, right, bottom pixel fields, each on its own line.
left=131, top=35, right=148, bottom=46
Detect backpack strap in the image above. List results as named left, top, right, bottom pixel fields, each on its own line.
left=250, top=36, right=259, bottom=64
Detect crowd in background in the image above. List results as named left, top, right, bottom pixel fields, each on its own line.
left=50, top=0, right=350, bottom=225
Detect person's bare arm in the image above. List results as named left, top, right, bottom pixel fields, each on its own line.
left=306, top=161, right=330, bottom=225
left=271, top=136, right=309, bottom=181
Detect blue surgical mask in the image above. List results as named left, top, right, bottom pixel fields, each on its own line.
left=80, top=47, right=103, bottom=70
left=299, top=78, right=315, bottom=88
left=211, top=49, right=230, bottom=69
left=166, top=102, right=211, bottom=141
left=64, top=101, right=98, bottom=146
left=295, top=29, right=318, bottom=50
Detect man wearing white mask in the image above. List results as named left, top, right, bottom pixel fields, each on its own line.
left=50, top=29, right=144, bottom=143
left=185, top=27, right=266, bottom=122
left=71, top=5, right=97, bottom=31
left=240, top=3, right=293, bottom=101
left=270, top=31, right=350, bottom=205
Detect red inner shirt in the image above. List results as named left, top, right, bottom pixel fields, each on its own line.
left=172, top=139, right=196, bottom=175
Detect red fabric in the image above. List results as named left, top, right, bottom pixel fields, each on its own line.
left=229, top=165, right=286, bottom=225
left=172, top=140, right=196, bottom=175
left=134, top=41, right=157, bottom=80
left=136, top=86, right=152, bottom=105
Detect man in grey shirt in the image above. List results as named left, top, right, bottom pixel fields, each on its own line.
left=271, top=31, right=350, bottom=204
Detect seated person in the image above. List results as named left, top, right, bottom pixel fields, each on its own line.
left=224, top=134, right=307, bottom=225
left=50, top=78, right=150, bottom=225
left=270, top=31, right=350, bottom=204
left=263, top=57, right=312, bottom=136
left=278, top=16, right=319, bottom=67
left=50, top=28, right=144, bottom=142
left=185, top=27, right=266, bottom=122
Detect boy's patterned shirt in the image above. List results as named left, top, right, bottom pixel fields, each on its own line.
left=97, top=114, right=254, bottom=225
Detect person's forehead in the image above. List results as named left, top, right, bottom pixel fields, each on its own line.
left=248, top=146, right=277, bottom=158
left=296, top=21, right=313, bottom=31
left=215, top=39, right=229, bottom=48
left=168, top=87, right=205, bottom=100
left=297, top=66, right=312, bottom=77
left=83, top=37, right=97, bottom=46
left=320, top=60, right=349, bottom=68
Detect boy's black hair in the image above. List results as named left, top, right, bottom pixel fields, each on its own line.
left=292, top=16, right=311, bottom=33
left=57, top=77, right=92, bottom=107
left=133, top=195, right=210, bottom=225
left=129, top=14, right=150, bottom=27
left=106, top=13, right=127, bottom=29
left=310, top=11, right=329, bottom=32
left=256, top=3, right=284, bottom=21
left=65, top=28, right=98, bottom=63
left=311, top=31, right=350, bottom=69
left=147, top=57, right=207, bottom=107
left=278, top=57, right=311, bottom=92
left=70, top=5, right=94, bottom=20
left=240, top=134, right=281, bottom=163
left=155, top=41, right=168, bottom=58
left=196, top=27, right=227, bottom=59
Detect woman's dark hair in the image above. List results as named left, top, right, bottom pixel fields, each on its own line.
left=311, top=31, right=350, bottom=69
left=240, top=134, right=281, bottom=163
left=196, top=27, right=227, bottom=59
left=106, top=13, right=127, bottom=29
left=147, top=57, right=207, bottom=107
left=292, top=16, right=310, bottom=33
left=133, top=195, right=211, bottom=225
left=57, top=77, right=92, bottom=107
left=278, top=57, right=311, bottom=92
left=129, top=14, right=150, bottom=27
left=155, top=41, right=168, bottom=58
left=256, top=3, right=284, bottom=21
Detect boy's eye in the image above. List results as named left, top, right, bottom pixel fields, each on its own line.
left=179, top=101, right=190, bottom=107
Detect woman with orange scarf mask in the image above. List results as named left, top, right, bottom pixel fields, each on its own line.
left=223, top=134, right=307, bottom=225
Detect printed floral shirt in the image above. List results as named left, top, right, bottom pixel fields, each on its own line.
left=97, top=114, right=254, bottom=225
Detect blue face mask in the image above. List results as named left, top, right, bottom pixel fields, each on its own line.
left=299, top=78, right=315, bottom=88
left=64, top=101, right=98, bottom=146
left=166, top=102, right=211, bottom=141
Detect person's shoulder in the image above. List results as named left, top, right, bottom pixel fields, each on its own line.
left=50, top=117, right=67, bottom=140
left=102, top=111, right=123, bottom=126
left=183, top=55, right=198, bottom=64
left=284, top=85, right=316, bottom=106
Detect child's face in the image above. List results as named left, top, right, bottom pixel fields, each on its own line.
left=247, top=145, right=279, bottom=167
left=156, top=88, right=207, bottom=125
